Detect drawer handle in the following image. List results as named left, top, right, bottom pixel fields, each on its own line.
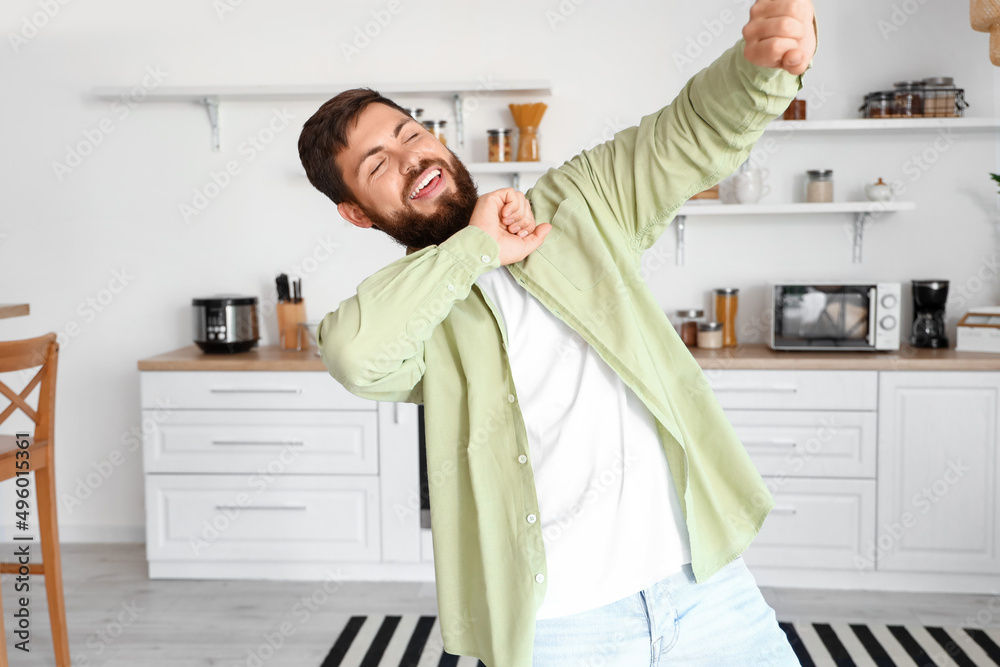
left=209, top=388, right=303, bottom=394
left=710, top=385, right=798, bottom=393
left=770, top=506, right=798, bottom=515
left=211, top=440, right=305, bottom=447
left=743, top=439, right=797, bottom=448
left=214, top=504, right=308, bottom=511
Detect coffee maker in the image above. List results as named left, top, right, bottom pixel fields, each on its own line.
left=910, top=280, right=949, bottom=348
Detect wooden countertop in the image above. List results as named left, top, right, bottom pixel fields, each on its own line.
left=138, top=345, right=328, bottom=371
left=138, top=342, right=1000, bottom=372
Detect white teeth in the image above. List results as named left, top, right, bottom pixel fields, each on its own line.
left=409, top=169, right=441, bottom=199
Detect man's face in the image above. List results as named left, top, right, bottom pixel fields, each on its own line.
left=335, top=103, right=479, bottom=251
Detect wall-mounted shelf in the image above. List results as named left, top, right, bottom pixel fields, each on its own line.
left=467, top=162, right=555, bottom=190
left=91, top=80, right=554, bottom=152
left=672, top=201, right=915, bottom=266
left=764, top=117, right=1000, bottom=132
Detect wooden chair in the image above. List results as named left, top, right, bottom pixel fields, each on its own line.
left=0, top=333, right=69, bottom=666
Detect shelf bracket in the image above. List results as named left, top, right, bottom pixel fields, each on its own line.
left=675, top=215, right=686, bottom=266
left=852, top=212, right=870, bottom=264
left=452, top=93, right=465, bottom=149
left=511, top=172, right=521, bottom=191
left=201, top=97, right=220, bottom=152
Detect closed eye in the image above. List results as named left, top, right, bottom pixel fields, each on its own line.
left=370, top=160, right=384, bottom=176
left=406, top=133, right=419, bottom=142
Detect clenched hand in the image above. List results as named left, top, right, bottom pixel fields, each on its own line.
left=742, top=0, right=816, bottom=76
left=469, top=188, right=551, bottom=266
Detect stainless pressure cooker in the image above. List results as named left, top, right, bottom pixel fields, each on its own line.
left=192, top=295, right=259, bottom=353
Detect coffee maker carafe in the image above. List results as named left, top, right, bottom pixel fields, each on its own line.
left=910, top=280, right=949, bottom=348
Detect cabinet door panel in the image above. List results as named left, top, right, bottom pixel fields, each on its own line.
left=877, top=371, right=1000, bottom=574
left=742, top=478, right=875, bottom=570
left=705, top=370, right=878, bottom=411
left=726, top=410, right=876, bottom=478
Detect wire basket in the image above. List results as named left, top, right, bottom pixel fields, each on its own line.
left=858, top=86, right=968, bottom=118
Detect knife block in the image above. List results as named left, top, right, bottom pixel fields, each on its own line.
left=277, top=300, right=308, bottom=351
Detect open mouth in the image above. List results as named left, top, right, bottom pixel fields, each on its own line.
left=408, top=168, right=445, bottom=201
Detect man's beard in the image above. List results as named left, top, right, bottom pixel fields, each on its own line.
left=362, top=151, right=479, bottom=252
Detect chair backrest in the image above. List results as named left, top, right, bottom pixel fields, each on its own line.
left=0, top=333, right=59, bottom=446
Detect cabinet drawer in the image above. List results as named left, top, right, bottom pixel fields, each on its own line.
left=705, top=370, right=877, bottom=411
left=143, top=410, right=378, bottom=475
left=145, top=474, right=380, bottom=562
left=727, top=410, right=876, bottom=478
left=140, top=371, right=374, bottom=411
left=741, top=478, right=875, bottom=570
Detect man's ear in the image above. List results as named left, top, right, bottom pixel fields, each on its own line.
left=338, top=201, right=374, bottom=229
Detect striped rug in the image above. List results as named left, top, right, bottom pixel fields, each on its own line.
left=319, top=614, right=1000, bottom=666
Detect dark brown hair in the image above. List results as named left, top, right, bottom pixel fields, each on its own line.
left=298, top=88, right=410, bottom=205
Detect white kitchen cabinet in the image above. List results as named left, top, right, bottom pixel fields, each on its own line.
left=876, top=371, right=1000, bottom=574
left=741, top=477, right=876, bottom=571
left=138, top=366, right=428, bottom=581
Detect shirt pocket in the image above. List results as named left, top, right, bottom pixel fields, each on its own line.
left=533, top=197, right=615, bottom=290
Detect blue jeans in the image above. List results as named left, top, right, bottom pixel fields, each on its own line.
left=531, top=555, right=798, bottom=666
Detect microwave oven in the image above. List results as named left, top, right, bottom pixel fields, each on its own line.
left=770, top=281, right=901, bottom=351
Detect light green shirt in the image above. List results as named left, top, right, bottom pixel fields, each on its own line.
left=318, top=32, right=814, bottom=667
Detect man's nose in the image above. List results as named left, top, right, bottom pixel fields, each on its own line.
left=398, top=147, right=424, bottom=174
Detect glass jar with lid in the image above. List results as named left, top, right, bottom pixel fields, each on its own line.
left=405, top=107, right=424, bottom=120
left=697, top=322, right=724, bottom=349
left=861, top=91, right=895, bottom=118
left=921, top=77, right=956, bottom=117
left=676, top=309, right=704, bottom=346
left=713, top=288, right=739, bottom=347
left=805, top=169, right=834, bottom=203
left=487, top=129, right=513, bottom=163
left=421, top=120, right=447, bottom=146
left=892, top=81, right=924, bottom=117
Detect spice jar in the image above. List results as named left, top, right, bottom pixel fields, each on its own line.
left=487, top=129, right=513, bottom=163
left=405, top=107, right=424, bottom=120
left=892, top=81, right=924, bottom=117
left=806, top=169, right=834, bottom=203
left=862, top=92, right=895, bottom=118
left=421, top=120, right=447, bottom=146
left=783, top=98, right=807, bottom=120
left=697, top=322, right=724, bottom=349
left=921, top=77, right=956, bottom=117
left=676, top=309, right=704, bottom=347
left=714, top=288, right=739, bottom=347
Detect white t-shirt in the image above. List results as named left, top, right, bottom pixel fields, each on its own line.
left=475, top=265, right=692, bottom=620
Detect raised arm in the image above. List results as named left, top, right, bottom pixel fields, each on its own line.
left=529, top=0, right=817, bottom=257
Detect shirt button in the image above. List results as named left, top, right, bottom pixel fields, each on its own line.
left=447, top=283, right=454, bottom=291
left=507, top=393, right=515, bottom=403
left=518, top=454, right=527, bottom=464
left=481, top=254, right=490, bottom=263
left=535, top=573, right=545, bottom=583
left=526, top=513, right=536, bottom=524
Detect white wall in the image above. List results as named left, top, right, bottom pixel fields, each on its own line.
left=0, top=0, right=996, bottom=541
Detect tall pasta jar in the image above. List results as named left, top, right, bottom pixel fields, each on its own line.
left=714, top=288, right=739, bottom=347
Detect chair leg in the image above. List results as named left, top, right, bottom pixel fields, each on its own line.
left=35, top=466, right=70, bottom=666
left=0, top=575, right=9, bottom=667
